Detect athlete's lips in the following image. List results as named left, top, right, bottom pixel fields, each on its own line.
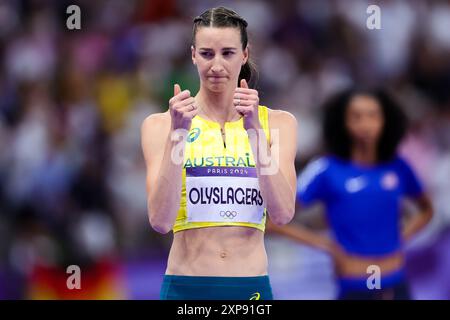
left=208, top=75, right=227, bottom=81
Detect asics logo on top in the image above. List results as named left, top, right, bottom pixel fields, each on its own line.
left=187, top=128, right=201, bottom=143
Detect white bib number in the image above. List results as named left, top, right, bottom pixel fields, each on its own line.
left=185, top=166, right=265, bottom=223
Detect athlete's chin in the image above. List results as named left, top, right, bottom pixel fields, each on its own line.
left=207, top=82, right=228, bottom=92
left=360, top=137, right=379, bottom=146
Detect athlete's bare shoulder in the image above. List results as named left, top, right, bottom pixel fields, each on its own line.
left=264, top=107, right=298, bottom=149
left=142, top=110, right=171, bottom=131
left=266, top=107, right=298, bottom=130
left=141, top=110, right=171, bottom=160
left=141, top=110, right=172, bottom=138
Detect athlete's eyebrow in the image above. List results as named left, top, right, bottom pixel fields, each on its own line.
left=198, top=47, right=237, bottom=51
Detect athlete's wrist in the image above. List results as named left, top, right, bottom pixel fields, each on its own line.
left=169, top=127, right=189, bottom=142
left=244, top=120, right=262, bottom=131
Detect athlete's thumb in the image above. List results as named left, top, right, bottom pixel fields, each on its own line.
left=174, top=83, right=181, bottom=96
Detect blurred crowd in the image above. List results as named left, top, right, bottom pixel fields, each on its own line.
left=0, top=0, right=449, bottom=299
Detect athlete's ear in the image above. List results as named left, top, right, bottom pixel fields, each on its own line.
left=242, top=46, right=249, bottom=65
left=191, top=45, right=196, bottom=65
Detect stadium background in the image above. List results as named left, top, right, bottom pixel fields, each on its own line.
left=0, top=0, right=449, bottom=299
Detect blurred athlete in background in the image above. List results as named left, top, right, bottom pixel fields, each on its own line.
left=269, top=88, right=433, bottom=300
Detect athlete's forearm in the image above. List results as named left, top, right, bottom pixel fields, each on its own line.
left=402, top=209, right=433, bottom=242
left=268, top=221, right=334, bottom=253
left=148, top=131, right=186, bottom=234
left=402, top=195, right=433, bottom=242
left=248, top=127, right=295, bottom=225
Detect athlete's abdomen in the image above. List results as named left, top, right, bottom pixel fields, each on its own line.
left=166, top=226, right=268, bottom=276
left=334, top=249, right=404, bottom=278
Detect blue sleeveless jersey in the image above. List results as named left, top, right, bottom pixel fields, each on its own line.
left=297, top=155, right=423, bottom=256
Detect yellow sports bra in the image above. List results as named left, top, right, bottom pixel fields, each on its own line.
left=173, top=105, right=271, bottom=233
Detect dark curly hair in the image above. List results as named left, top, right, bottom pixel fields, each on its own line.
left=323, top=88, right=408, bottom=163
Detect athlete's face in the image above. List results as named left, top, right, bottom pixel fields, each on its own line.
left=192, top=27, right=248, bottom=92
left=345, top=95, right=384, bottom=146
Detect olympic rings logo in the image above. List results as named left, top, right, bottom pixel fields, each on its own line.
left=219, top=210, right=237, bottom=219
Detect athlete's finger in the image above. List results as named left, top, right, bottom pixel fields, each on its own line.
left=240, top=79, right=249, bottom=89
left=174, top=83, right=181, bottom=96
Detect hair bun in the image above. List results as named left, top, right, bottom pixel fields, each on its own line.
left=193, top=16, right=203, bottom=23
left=230, top=15, right=248, bottom=27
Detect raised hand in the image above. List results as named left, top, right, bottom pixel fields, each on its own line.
left=234, top=79, right=261, bottom=131
left=169, top=84, right=198, bottom=131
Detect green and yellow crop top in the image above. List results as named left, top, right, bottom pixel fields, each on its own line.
left=173, top=105, right=271, bottom=233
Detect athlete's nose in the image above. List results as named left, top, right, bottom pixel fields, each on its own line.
left=211, top=56, right=225, bottom=73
